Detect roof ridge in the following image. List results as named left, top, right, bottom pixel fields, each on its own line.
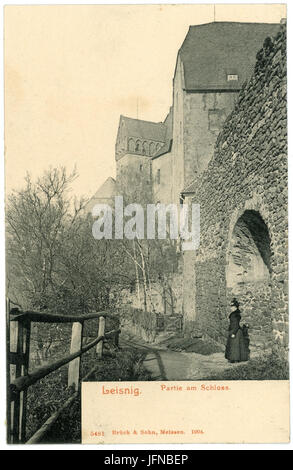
left=121, top=115, right=165, bottom=126
left=188, top=21, right=280, bottom=28
left=179, top=22, right=281, bottom=91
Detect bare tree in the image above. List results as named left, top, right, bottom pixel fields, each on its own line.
left=116, top=162, right=179, bottom=315
left=6, top=167, right=135, bottom=360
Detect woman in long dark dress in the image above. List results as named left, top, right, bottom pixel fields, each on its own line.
left=225, top=298, right=249, bottom=363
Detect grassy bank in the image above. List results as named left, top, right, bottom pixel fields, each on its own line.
left=201, top=352, right=289, bottom=381
left=27, top=346, right=151, bottom=444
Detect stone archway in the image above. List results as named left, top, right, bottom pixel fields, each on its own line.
left=226, top=210, right=273, bottom=352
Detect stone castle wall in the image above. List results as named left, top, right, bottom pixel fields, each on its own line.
left=152, top=152, right=173, bottom=204
left=186, top=26, right=287, bottom=353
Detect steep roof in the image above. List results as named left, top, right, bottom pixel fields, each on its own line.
left=85, top=177, right=117, bottom=213
left=121, top=115, right=166, bottom=142
left=91, top=177, right=117, bottom=199
left=179, top=22, right=281, bottom=91
left=181, top=179, right=197, bottom=195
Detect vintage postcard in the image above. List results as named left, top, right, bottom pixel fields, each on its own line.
left=4, top=3, right=289, bottom=446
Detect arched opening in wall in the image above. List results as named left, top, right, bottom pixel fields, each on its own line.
left=135, top=140, right=142, bottom=153
left=226, top=210, right=273, bottom=353
left=149, top=142, right=155, bottom=155
left=142, top=141, right=148, bottom=155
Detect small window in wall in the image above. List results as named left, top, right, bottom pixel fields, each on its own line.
left=227, top=74, right=238, bottom=81
left=208, top=109, right=226, bottom=131
left=156, top=169, right=161, bottom=185
left=140, top=164, right=143, bottom=172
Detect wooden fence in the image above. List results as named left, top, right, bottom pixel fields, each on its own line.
left=6, top=299, right=120, bottom=444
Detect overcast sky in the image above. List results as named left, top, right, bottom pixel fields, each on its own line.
left=5, top=3, right=286, bottom=200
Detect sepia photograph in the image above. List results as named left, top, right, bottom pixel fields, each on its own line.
left=4, top=2, right=289, bottom=445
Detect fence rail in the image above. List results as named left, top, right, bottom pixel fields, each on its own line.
left=7, top=299, right=120, bottom=444
left=10, top=310, right=113, bottom=323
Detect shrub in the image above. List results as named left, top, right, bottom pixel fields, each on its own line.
left=26, top=344, right=151, bottom=443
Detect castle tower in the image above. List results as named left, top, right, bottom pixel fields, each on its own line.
left=153, top=21, right=281, bottom=205
left=115, top=115, right=167, bottom=203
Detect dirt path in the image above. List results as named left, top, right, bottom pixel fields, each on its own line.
left=120, top=333, right=244, bottom=381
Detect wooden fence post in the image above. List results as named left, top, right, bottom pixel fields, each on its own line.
left=6, top=298, right=11, bottom=444
left=20, top=320, right=31, bottom=443
left=96, top=316, right=105, bottom=358
left=68, top=322, right=83, bottom=391
left=8, top=312, right=31, bottom=444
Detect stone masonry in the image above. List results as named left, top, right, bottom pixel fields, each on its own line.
left=184, top=25, right=287, bottom=354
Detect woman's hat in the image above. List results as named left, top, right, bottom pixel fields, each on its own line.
left=230, top=298, right=239, bottom=308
